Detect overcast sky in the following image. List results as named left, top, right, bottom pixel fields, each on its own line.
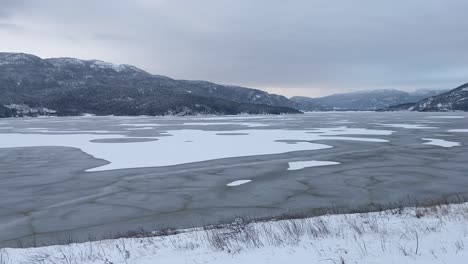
left=1, top=0, right=468, bottom=97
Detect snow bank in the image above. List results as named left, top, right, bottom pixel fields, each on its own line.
left=4, top=203, right=468, bottom=264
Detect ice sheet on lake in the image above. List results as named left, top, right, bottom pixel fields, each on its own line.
left=0, top=127, right=393, bottom=172
left=422, top=138, right=461, bottom=148
left=448, top=129, right=468, bottom=133
left=227, top=180, right=252, bottom=186
left=288, top=160, right=340, bottom=171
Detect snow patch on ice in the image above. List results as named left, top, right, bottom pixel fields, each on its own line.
left=0, top=127, right=392, bottom=172
left=426, top=116, right=465, bottom=119
left=448, top=129, right=468, bottom=133
left=377, top=123, right=437, bottom=129
left=288, top=160, right=340, bottom=170
left=422, top=138, right=461, bottom=148
left=125, top=127, right=154, bottom=130
left=119, top=123, right=161, bottom=127
left=308, top=126, right=393, bottom=135
left=227, top=180, right=252, bottom=186
left=19, top=130, right=115, bottom=134
left=182, top=122, right=269, bottom=127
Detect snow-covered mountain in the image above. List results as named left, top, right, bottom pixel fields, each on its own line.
left=0, top=52, right=300, bottom=116
left=291, top=89, right=448, bottom=111
left=412, top=83, right=468, bottom=111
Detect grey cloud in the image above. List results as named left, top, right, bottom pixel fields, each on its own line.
left=0, top=22, right=23, bottom=31
left=0, top=0, right=28, bottom=18
left=1, top=0, right=468, bottom=96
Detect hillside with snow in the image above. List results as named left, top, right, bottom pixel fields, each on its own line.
left=412, top=83, right=468, bottom=111
left=0, top=52, right=300, bottom=117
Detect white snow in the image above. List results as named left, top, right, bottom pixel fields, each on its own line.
left=125, top=127, right=155, bottom=130
left=227, top=180, right=252, bottom=186
left=308, top=126, right=393, bottom=135
left=182, top=122, right=270, bottom=127
left=0, top=127, right=392, bottom=172
left=119, top=123, right=161, bottom=127
left=48, top=57, right=86, bottom=67
left=422, top=138, right=461, bottom=148
left=191, top=115, right=273, bottom=120
left=427, top=116, right=465, bottom=119
left=19, top=129, right=115, bottom=134
left=376, top=123, right=437, bottom=129
left=90, top=60, right=128, bottom=72
left=326, top=120, right=355, bottom=124
left=288, top=160, right=340, bottom=170
left=448, top=129, right=468, bottom=133
left=4, top=203, right=468, bottom=264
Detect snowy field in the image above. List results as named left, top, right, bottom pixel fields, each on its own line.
left=0, top=112, right=468, bottom=248
left=3, top=202, right=468, bottom=264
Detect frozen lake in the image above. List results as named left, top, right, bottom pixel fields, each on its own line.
left=1, top=112, right=468, bottom=247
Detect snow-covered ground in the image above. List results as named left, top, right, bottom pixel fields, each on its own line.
left=3, top=202, right=468, bottom=264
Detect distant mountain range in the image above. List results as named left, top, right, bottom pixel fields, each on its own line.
left=1, top=52, right=467, bottom=117
left=0, top=52, right=300, bottom=117
left=382, top=83, right=468, bottom=112
left=291, top=89, right=449, bottom=111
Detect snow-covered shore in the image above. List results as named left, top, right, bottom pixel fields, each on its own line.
left=3, top=202, right=468, bottom=264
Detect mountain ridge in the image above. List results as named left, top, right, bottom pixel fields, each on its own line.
left=0, top=52, right=300, bottom=116
left=291, top=88, right=449, bottom=111
left=412, top=83, right=468, bottom=111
